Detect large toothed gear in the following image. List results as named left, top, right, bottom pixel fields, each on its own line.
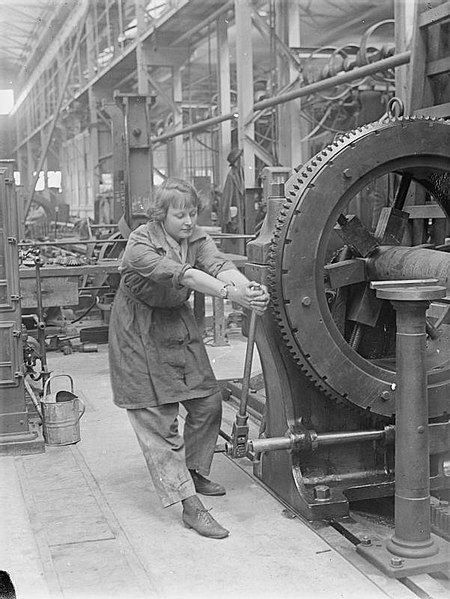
left=268, top=116, right=450, bottom=419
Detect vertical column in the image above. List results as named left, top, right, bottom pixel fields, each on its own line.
left=135, top=0, right=150, bottom=95
left=358, top=281, right=449, bottom=577
left=216, top=13, right=232, bottom=188
left=86, top=11, right=100, bottom=217
left=394, top=0, right=415, bottom=111
left=167, top=67, right=183, bottom=178
left=387, top=295, right=438, bottom=559
left=235, top=0, right=255, bottom=187
left=275, top=0, right=305, bottom=168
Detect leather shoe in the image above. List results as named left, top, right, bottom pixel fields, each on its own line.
left=189, top=470, right=226, bottom=496
left=183, top=508, right=229, bottom=539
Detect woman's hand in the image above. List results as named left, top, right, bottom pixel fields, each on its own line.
left=228, top=281, right=270, bottom=315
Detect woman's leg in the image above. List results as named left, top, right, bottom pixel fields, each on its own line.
left=127, top=405, right=196, bottom=507
left=182, top=391, right=222, bottom=476
left=128, top=402, right=229, bottom=538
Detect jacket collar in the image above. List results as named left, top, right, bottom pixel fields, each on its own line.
left=145, top=220, right=207, bottom=250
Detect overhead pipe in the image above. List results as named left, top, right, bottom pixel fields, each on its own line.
left=152, top=51, right=411, bottom=143
left=151, top=111, right=238, bottom=143
left=253, top=51, right=411, bottom=112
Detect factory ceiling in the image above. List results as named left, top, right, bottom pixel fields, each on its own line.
left=0, top=0, right=395, bottom=94
left=0, top=0, right=65, bottom=87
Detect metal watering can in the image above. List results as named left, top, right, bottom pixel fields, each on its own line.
left=41, top=374, right=85, bottom=445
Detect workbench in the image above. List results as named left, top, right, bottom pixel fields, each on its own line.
left=19, top=261, right=121, bottom=308
left=18, top=253, right=248, bottom=310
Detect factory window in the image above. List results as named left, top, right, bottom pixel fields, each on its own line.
left=47, top=171, right=62, bottom=190
left=0, top=89, right=14, bottom=114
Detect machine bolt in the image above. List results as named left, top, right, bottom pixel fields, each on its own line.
left=390, top=556, right=404, bottom=568
left=380, top=390, right=391, bottom=402
left=301, top=296, right=311, bottom=306
left=132, top=128, right=141, bottom=136
left=314, top=485, right=331, bottom=501
left=360, top=536, right=372, bottom=546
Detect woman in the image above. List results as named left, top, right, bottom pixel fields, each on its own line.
left=109, top=177, right=269, bottom=539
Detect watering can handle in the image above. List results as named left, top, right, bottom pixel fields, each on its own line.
left=43, top=373, right=75, bottom=396
left=76, top=397, right=86, bottom=423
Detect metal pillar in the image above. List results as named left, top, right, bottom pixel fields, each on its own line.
left=235, top=0, right=255, bottom=188
left=275, top=0, right=306, bottom=168
left=114, top=93, right=155, bottom=231
left=167, top=66, right=183, bottom=177
left=216, top=12, right=232, bottom=187
left=357, top=280, right=450, bottom=577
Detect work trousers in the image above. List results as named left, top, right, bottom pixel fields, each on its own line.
left=127, top=391, right=222, bottom=508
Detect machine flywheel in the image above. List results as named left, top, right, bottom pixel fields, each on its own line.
left=268, top=116, right=450, bottom=419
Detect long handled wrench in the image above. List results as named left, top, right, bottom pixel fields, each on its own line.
left=227, top=307, right=258, bottom=458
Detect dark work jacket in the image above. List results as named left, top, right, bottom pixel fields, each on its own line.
left=108, top=221, right=237, bottom=408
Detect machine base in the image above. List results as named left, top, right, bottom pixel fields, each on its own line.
left=357, top=534, right=450, bottom=578
left=0, top=427, right=44, bottom=456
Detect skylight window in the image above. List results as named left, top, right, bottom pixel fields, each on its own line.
left=0, top=90, right=14, bottom=115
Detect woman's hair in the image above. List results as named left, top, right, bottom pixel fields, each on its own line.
left=148, top=178, right=204, bottom=222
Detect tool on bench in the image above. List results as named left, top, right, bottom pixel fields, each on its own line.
left=227, top=285, right=260, bottom=458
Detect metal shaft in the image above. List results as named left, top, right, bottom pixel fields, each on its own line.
left=249, top=428, right=389, bottom=454
left=367, top=246, right=450, bottom=294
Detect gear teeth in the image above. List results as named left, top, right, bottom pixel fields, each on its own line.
left=266, top=115, right=450, bottom=422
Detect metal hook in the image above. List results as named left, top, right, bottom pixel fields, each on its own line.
left=387, top=97, right=404, bottom=117
left=378, top=97, right=404, bottom=123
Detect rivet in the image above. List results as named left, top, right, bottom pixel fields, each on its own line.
left=343, top=168, right=352, bottom=178
left=301, top=296, right=311, bottom=306
left=417, top=425, right=425, bottom=434
left=380, top=391, right=390, bottom=402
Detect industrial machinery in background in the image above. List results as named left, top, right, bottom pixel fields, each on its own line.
left=0, top=161, right=43, bottom=454
left=240, top=115, right=449, bottom=577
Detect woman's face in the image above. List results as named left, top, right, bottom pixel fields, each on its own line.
left=164, top=204, right=198, bottom=242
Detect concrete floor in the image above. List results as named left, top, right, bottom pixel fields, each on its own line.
left=0, top=334, right=420, bottom=599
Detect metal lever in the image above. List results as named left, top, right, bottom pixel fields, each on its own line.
left=227, top=299, right=259, bottom=458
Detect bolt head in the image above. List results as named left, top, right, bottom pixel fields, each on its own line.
left=314, top=485, right=331, bottom=501
left=390, top=556, right=404, bottom=568
left=380, top=391, right=391, bottom=402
